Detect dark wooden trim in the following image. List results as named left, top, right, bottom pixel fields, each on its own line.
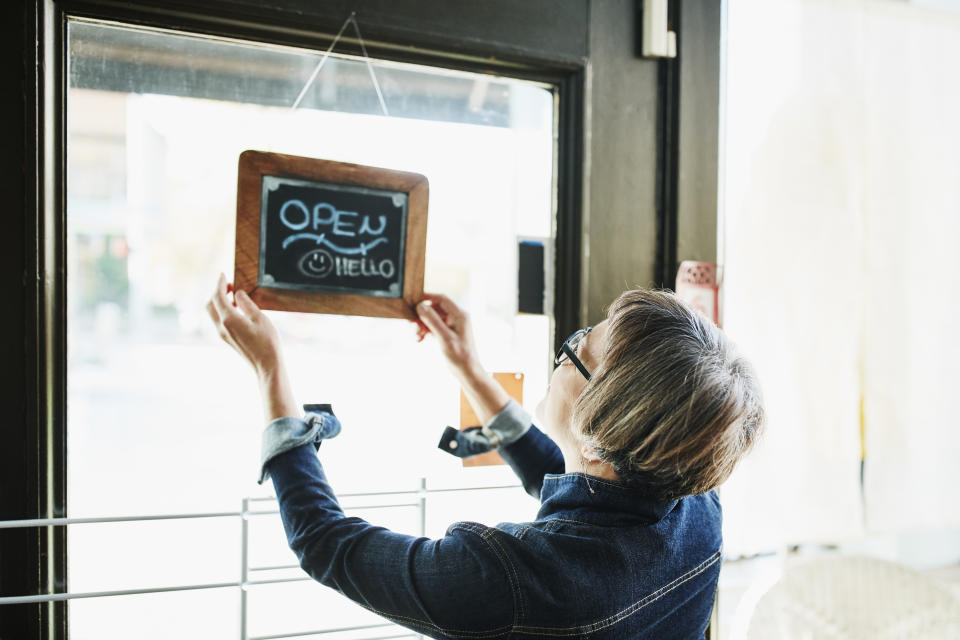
left=0, top=0, right=40, bottom=637
left=1, top=1, right=70, bottom=638
left=57, top=0, right=585, bottom=81
left=653, top=0, right=680, bottom=291
left=42, top=2, right=70, bottom=638
left=553, top=67, right=586, bottom=353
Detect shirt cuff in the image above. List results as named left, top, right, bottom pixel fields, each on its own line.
left=437, top=398, right=533, bottom=458
left=482, top=398, right=533, bottom=447
left=259, top=411, right=341, bottom=484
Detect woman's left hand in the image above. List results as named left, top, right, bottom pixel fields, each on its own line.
left=206, top=273, right=283, bottom=378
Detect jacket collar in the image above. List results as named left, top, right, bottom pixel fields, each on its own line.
left=537, top=472, right=679, bottom=525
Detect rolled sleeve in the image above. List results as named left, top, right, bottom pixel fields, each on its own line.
left=481, top=398, right=533, bottom=447
left=259, top=410, right=341, bottom=484
left=437, top=398, right=533, bottom=458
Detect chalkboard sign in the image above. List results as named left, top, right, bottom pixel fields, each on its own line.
left=234, top=151, right=428, bottom=319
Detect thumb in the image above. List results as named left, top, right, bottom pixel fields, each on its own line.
left=417, top=301, right=455, bottom=342
left=235, top=289, right=261, bottom=317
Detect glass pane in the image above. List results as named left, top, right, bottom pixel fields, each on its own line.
left=67, top=517, right=239, bottom=593
left=245, top=580, right=396, bottom=639
left=67, top=17, right=554, bottom=637
left=68, top=588, right=239, bottom=640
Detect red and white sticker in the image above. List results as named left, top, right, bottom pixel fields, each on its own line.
left=675, top=261, right=720, bottom=327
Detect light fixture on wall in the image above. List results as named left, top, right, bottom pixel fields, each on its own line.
left=640, top=0, right=677, bottom=58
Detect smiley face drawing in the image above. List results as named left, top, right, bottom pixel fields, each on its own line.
left=298, top=248, right=335, bottom=279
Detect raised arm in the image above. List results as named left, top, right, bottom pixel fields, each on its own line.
left=414, top=293, right=509, bottom=422
left=415, top=294, right=564, bottom=497
left=207, top=276, right=516, bottom=638
left=264, top=439, right=515, bottom=639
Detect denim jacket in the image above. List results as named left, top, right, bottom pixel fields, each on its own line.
left=260, top=400, right=722, bottom=639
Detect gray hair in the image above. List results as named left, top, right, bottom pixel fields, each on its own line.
left=573, top=289, right=764, bottom=501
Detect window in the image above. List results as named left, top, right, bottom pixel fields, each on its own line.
left=63, top=18, right=556, bottom=638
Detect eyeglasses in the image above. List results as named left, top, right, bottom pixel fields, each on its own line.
left=555, top=326, right=593, bottom=381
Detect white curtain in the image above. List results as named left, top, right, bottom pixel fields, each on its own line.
left=719, top=0, right=960, bottom=554
left=860, top=3, right=960, bottom=533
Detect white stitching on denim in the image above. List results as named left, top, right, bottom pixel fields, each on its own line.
left=510, top=549, right=721, bottom=635
left=542, top=472, right=639, bottom=491
left=551, top=517, right=598, bottom=528
left=339, top=523, right=515, bottom=639
left=481, top=527, right=526, bottom=624
left=347, top=549, right=720, bottom=639
left=513, top=524, right=533, bottom=540
left=454, top=522, right=523, bottom=631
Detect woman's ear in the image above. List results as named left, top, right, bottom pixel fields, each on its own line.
left=580, top=442, right=603, bottom=463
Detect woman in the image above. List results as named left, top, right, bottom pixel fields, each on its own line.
left=207, top=274, right=764, bottom=639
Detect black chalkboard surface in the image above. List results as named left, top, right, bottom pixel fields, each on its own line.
left=259, top=176, right=408, bottom=298
left=234, top=151, right=428, bottom=319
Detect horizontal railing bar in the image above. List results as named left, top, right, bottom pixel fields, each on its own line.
left=0, top=499, right=434, bottom=530
left=423, top=484, right=522, bottom=494
left=0, top=581, right=241, bottom=604
left=248, top=484, right=522, bottom=502
left=0, top=575, right=318, bottom=605
left=249, top=622, right=396, bottom=640
left=249, top=564, right=300, bottom=572
left=0, top=511, right=241, bottom=529
left=342, top=503, right=420, bottom=510
left=251, top=633, right=415, bottom=640
left=246, top=502, right=418, bottom=518
left=245, top=577, right=311, bottom=587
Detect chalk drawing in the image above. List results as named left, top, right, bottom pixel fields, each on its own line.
left=279, top=199, right=310, bottom=231
left=282, top=233, right=388, bottom=256
left=298, top=248, right=336, bottom=279
left=358, top=215, right=387, bottom=235
left=279, top=199, right=391, bottom=258
left=286, top=201, right=386, bottom=238
left=272, top=195, right=402, bottom=285
left=332, top=256, right=396, bottom=278
left=332, top=210, right=358, bottom=237
left=311, top=202, right=336, bottom=226
left=310, top=203, right=359, bottom=236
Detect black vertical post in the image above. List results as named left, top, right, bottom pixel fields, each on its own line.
left=1, top=1, right=43, bottom=638
left=553, top=67, right=586, bottom=354
left=653, top=0, right=680, bottom=291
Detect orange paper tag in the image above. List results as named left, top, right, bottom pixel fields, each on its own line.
left=459, top=372, right=524, bottom=467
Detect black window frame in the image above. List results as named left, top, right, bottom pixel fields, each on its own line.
left=5, top=1, right=585, bottom=638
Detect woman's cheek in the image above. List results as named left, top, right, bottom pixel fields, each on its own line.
left=535, top=395, right=544, bottom=422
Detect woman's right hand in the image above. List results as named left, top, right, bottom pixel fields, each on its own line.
left=416, top=293, right=512, bottom=423
left=415, top=293, right=482, bottom=380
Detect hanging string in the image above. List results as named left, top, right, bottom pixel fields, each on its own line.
left=291, top=12, right=353, bottom=109
left=351, top=15, right=390, bottom=117
left=291, top=11, right=390, bottom=117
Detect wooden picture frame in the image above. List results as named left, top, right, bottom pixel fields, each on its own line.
left=234, top=150, right=428, bottom=319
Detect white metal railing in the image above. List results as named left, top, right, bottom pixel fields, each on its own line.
left=0, top=479, right=522, bottom=640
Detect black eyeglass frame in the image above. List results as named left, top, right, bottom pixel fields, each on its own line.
left=555, top=326, right=593, bottom=381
